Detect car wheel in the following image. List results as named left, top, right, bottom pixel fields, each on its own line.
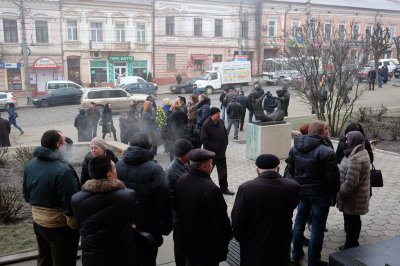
left=40, top=100, right=50, bottom=108
left=136, top=101, right=144, bottom=112
left=95, top=105, right=104, bottom=113
left=4, top=103, right=10, bottom=110
left=179, top=87, right=187, bottom=94
left=74, top=96, right=81, bottom=104
left=205, top=86, right=214, bottom=95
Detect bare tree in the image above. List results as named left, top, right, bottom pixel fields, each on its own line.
left=366, top=22, right=393, bottom=75
left=281, top=19, right=367, bottom=136
left=393, top=36, right=400, bottom=62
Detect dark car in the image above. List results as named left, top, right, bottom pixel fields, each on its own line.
left=170, top=77, right=202, bottom=94
left=121, top=82, right=157, bottom=97
left=394, top=64, right=400, bottom=79
left=32, top=87, right=83, bottom=107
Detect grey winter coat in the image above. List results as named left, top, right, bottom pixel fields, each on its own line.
left=337, top=144, right=371, bottom=215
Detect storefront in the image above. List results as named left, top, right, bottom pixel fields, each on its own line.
left=107, top=56, right=134, bottom=84
left=132, top=60, right=148, bottom=80
left=31, top=57, right=62, bottom=92
left=67, top=57, right=81, bottom=84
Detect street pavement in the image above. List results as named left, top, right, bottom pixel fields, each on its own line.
left=3, top=79, right=400, bottom=265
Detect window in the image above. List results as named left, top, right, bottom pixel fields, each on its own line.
left=389, top=26, right=396, bottom=38
left=366, top=25, right=372, bottom=43
left=3, top=19, right=18, bottom=43
left=268, top=20, right=276, bottom=37
left=240, top=20, right=249, bottom=39
left=194, top=18, right=202, bottom=37
left=291, top=20, right=300, bottom=38
left=137, top=24, right=145, bottom=43
left=115, top=23, right=125, bottom=42
left=352, top=24, right=359, bottom=40
left=35, top=21, right=48, bottom=43
left=167, top=54, right=175, bottom=71
left=90, top=60, right=107, bottom=82
left=67, top=20, right=77, bottom=41
left=194, top=60, right=203, bottom=70
left=215, top=19, right=223, bottom=37
left=339, top=24, right=346, bottom=40
left=91, top=22, right=103, bottom=42
left=325, top=23, right=331, bottom=40
left=166, top=16, right=174, bottom=36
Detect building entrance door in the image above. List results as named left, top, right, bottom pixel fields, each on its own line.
left=114, top=63, right=127, bottom=84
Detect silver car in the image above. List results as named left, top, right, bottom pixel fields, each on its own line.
left=80, top=87, right=148, bottom=112
left=0, top=92, right=18, bottom=110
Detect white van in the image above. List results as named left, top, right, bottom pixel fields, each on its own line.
left=45, top=80, right=83, bottom=91
left=368, top=58, right=399, bottom=73
left=118, top=76, right=147, bottom=86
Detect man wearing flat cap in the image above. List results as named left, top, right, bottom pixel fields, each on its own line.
left=165, top=139, right=193, bottom=266
left=175, top=148, right=233, bottom=266
left=200, top=106, right=234, bottom=195
left=231, top=154, right=301, bottom=266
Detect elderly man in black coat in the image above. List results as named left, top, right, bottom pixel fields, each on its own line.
left=200, top=107, right=234, bottom=195
left=175, top=149, right=233, bottom=266
left=232, top=154, right=301, bottom=266
left=71, top=156, right=138, bottom=266
left=116, top=133, right=172, bottom=266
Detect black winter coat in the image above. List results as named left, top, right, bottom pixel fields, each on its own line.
left=175, top=168, right=232, bottom=264
left=285, top=135, right=340, bottom=197
left=116, top=146, right=173, bottom=245
left=80, top=150, right=119, bottom=185
left=166, top=109, right=188, bottom=147
left=0, top=118, right=11, bottom=147
left=74, top=113, right=91, bottom=142
left=226, top=101, right=241, bottom=120
left=196, top=98, right=211, bottom=127
left=236, top=95, right=248, bottom=113
left=71, top=179, right=138, bottom=266
left=200, top=118, right=228, bottom=159
left=232, top=171, right=301, bottom=266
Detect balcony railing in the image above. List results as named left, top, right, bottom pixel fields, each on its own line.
left=89, top=41, right=131, bottom=51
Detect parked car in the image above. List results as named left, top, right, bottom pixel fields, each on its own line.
left=80, top=87, right=148, bottom=113
left=118, top=76, right=158, bottom=90
left=32, top=87, right=83, bottom=107
left=170, top=77, right=202, bottom=94
left=357, top=66, right=372, bottom=82
left=394, top=64, right=400, bottom=79
left=45, top=80, right=83, bottom=91
left=121, top=82, right=157, bottom=97
left=0, top=92, right=18, bottom=110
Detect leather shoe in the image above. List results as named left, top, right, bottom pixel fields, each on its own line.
left=290, top=260, right=301, bottom=266
left=302, top=235, right=309, bottom=246
left=221, top=189, right=235, bottom=195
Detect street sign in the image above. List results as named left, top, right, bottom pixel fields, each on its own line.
left=108, top=56, right=134, bottom=62
left=2, top=63, right=21, bottom=68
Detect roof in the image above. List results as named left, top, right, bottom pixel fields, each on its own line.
left=270, top=0, right=400, bottom=11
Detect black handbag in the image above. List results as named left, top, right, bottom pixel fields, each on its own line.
left=370, top=164, right=383, bottom=187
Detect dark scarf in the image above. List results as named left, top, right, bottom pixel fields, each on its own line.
left=344, top=131, right=365, bottom=157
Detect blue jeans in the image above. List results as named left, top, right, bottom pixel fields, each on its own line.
left=227, top=119, right=239, bottom=139
left=248, top=111, right=254, bottom=123
left=9, top=120, right=23, bottom=132
left=221, top=105, right=226, bottom=122
left=292, top=195, right=331, bottom=265
left=378, top=75, right=383, bottom=87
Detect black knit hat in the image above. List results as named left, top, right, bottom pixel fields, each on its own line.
left=174, top=139, right=193, bottom=157
left=209, top=107, right=221, bottom=117
left=256, top=154, right=280, bottom=169
left=189, top=149, right=215, bottom=162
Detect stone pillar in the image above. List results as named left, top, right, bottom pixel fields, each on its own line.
left=246, top=123, right=292, bottom=160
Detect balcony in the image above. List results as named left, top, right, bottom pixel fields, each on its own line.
left=89, top=41, right=131, bottom=51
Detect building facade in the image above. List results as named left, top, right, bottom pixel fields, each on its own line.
left=1, top=0, right=400, bottom=92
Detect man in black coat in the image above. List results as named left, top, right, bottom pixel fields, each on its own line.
left=236, top=90, right=248, bottom=131
left=86, top=102, right=101, bottom=139
left=175, top=149, right=233, bottom=266
left=285, top=120, right=340, bottom=265
left=200, top=107, right=234, bottom=195
left=116, top=133, right=172, bottom=266
left=226, top=97, right=241, bottom=140
left=71, top=156, right=138, bottom=266
left=232, top=154, right=301, bottom=266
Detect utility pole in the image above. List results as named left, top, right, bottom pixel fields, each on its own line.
left=59, top=0, right=65, bottom=79
left=152, top=0, right=155, bottom=80
left=238, top=0, right=243, bottom=56
left=18, top=0, right=32, bottom=104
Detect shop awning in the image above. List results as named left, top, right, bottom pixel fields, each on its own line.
left=191, top=54, right=209, bottom=60
left=30, top=57, right=61, bottom=70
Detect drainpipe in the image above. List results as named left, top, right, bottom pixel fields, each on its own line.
left=283, top=4, right=291, bottom=52
left=152, top=0, right=155, bottom=80
left=59, top=0, right=65, bottom=78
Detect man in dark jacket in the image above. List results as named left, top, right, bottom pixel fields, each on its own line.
left=74, top=108, right=91, bottom=142
left=165, top=139, right=193, bottom=266
left=232, top=154, right=301, bottom=266
left=0, top=113, right=11, bottom=147
left=72, top=155, right=138, bottom=266
left=236, top=90, right=248, bottom=131
left=86, top=102, right=101, bottom=139
left=175, top=149, right=233, bottom=265
left=23, top=130, right=80, bottom=266
left=196, top=94, right=211, bottom=128
left=219, top=90, right=228, bottom=121
left=368, top=68, right=376, bottom=91
left=263, top=91, right=277, bottom=115
left=226, top=97, right=241, bottom=140
left=285, top=121, right=340, bottom=266
left=200, top=107, right=234, bottom=195
left=116, top=133, right=172, bottom=266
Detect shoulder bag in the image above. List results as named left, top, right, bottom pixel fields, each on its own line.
left=370, top=163, right=383, bottom=187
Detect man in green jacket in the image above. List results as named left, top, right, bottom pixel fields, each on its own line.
left=23, top=130, right=80, bottom=266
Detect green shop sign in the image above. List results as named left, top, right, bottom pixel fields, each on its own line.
left=108, top=56, right=134, bottom=62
